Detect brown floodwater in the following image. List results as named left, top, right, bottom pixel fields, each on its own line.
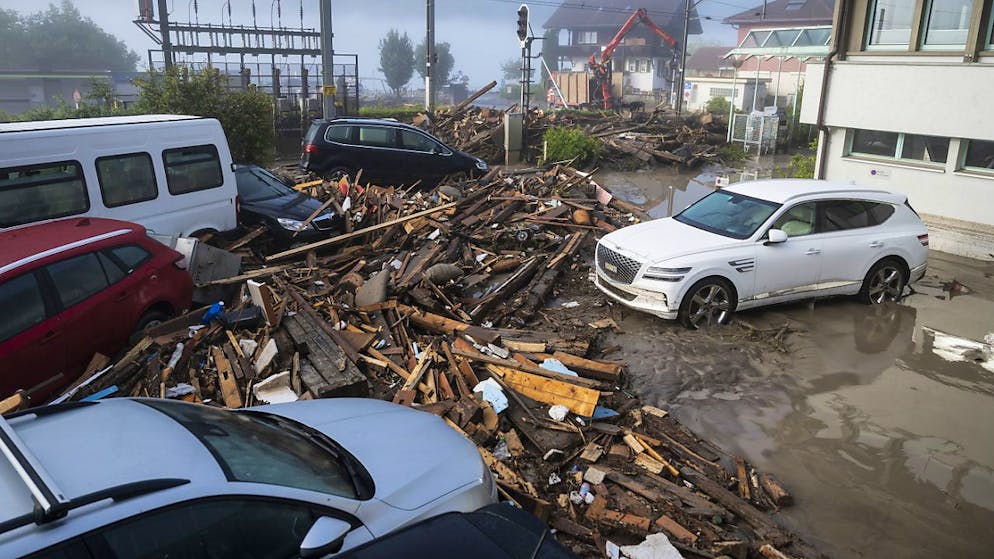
left=595, top=167, right=994, bottom=558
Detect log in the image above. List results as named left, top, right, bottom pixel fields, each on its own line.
left=680, top=467, right=789, bottom=544
left=760, top=473, right=794, bottom=507
left=267, top=201, right=459, bottom=261
left=551, top=351, right=622, bottom=383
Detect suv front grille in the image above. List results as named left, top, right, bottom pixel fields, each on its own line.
left=597, top=244, right=641, bottom=285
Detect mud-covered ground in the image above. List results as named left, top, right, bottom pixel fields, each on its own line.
left=549, top=165, right=994, bottom=558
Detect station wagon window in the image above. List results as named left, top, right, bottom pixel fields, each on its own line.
left=325, top=124, right=352, bottom=143
left=0, top=161, right=88, bottom=228
left=400, top=129, right=440, bottom=153
left=868, top=203, right=896, bottom=223
left=820, top=200, right=875, bottom=231
left=46, top=253, right=110, bottom=309
left=94, top=498, right=317, bottom=559
left=0, top=273, right=47, bottom=343
left=772, top=202, right=817, bottom=237
left=357, top=126, right=396, bottom=148
left=961, top=139, right=994, bottom=171
left=109, top=244, right=152, bottom=273
left=163, top=145, right=223, bottom=195
left=96, top=153, right=158, bottom=207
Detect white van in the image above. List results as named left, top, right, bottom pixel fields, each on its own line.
left=0, top=115, right=238, bottom=237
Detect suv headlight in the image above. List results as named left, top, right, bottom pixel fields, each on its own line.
left=475, top=159, right=488, bottom=171
left=643, top=266, right=691, bottom=282
left=277, top=217, right=307, bottom=231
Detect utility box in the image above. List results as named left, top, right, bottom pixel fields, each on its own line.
left=504, top=112, right=523, bottom=165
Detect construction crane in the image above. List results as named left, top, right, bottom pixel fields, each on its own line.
left=587, top=8, right=679, bottom=110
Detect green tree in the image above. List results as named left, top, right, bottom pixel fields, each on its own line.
left=134, top=66, right=275, bottom=165
left=501, top=58, right=520, bottom=83
left=86, top=77, right=116, bottom=109
left=378, top=29, right=415, bottom=98
left=540, top=28, right=559, bottom=84
left=705, top=96, right=731, bottom=115
left=0, top=1, right=138, bottom=71
left=415, top=40, right=454, bottom=98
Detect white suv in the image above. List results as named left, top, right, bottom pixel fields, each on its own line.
left=594, top=179, right=929, bottom=328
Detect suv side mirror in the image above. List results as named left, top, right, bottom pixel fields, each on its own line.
left=300, top=517, right=352, bottom=558
left=766, top=229, right=788, bottom=245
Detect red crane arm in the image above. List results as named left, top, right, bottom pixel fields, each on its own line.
left=587, top=8, right=679, bottom=70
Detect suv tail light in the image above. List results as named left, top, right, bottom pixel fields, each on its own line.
left=918, top=233, right=929, bottom=247
left=235, top=194, right=240, bottom=218
left=304, top=144, right=319, bottom=155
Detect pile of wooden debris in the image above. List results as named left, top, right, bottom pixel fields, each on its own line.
left=55, top=166, right=819, bottom=559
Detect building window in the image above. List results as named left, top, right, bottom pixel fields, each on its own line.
left=784, top=0, right=807, bottom=9
left=709, top=87, right=735, bottom=98
left=921, top=0, right=974, bottom=48
left=625, top=58, right=650, bottom=73
left=987, top=13, right=994, bottom=49
left=849, top=129, right=950, bottom=164
left=866, top=0, right=916, bottom=47
left=961, top=139, right=994, bottom=171
left=578, top=31, right=597, bottom=44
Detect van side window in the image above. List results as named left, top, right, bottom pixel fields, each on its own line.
left=0, top=161, right=89, bottom=228
left=46, top=253, right=110, bottom=309
left=163, top=145, right=223, bottom=195
left=0, top=273, right=47, bottom=343
left=325, top=125, right=352, bottom=144
left=400, top=130, right=440, bottom=153
left=96, top=153, right=158, bottom=207
left=357, top=126, right=397, bottom=148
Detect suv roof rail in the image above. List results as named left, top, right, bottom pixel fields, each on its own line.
left=0, top=413, right=70, bottom=523
left=0, top=478, right=191, bottom=535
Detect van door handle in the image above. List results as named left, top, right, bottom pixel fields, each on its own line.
left=40, top=330, right=61, bottom=343
left=869, top=241, right=884, bottom=248
left=116, top=291, right=130, bottom=301
left=805, top=248, right=821, bottom=255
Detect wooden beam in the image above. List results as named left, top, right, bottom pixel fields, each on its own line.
left=487, top=364, right=599, bottom=417
left=266, top=201, right=459, bottom=261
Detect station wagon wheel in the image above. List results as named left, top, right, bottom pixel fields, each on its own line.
left=860, top=258, right=907, bottom=304
left=679, top=278, right=736, bottom=330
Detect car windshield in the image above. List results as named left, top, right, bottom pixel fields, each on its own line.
left=236, top=168, right=297, bottom=202
left=142, top=399, right=359, bottom=498
left=674, top=190, right=781, bottom=239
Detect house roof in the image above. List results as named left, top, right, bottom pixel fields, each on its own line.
left=544, top=0, right=703, bottom=36
left=723, top=0, right=835, bottom=26
left=686, top=46, right=736, bottom=72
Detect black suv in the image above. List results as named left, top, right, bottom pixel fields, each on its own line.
left=301, top=118, right=489, bottom=186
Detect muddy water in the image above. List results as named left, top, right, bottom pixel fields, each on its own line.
left=596, top=168, right=994, bottom=558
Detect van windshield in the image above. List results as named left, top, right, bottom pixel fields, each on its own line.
left=236, top=168, right=297, bottom=202
left=675, top=190, right=781, bottom=239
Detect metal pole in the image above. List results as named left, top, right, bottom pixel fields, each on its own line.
left=774, top=56, right=784, bottom=108
left=157, top=0, right=174, bottom=69
left=425, top=0, right=435, bottom=111
left=320, top=0, right=336, bottom=119
left=675, top=0, right=691, bottom=114
left=727, top=63, right=737, bottom=142
left=790, top=60, right=802, bottom=145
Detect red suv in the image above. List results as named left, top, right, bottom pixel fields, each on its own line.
left=0, top=218, right=193, bottom=402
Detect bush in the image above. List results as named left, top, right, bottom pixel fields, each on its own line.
left=706, top=96, right=731, bottom=115
left=359, top=105, right=424, bottom=121
left=134, top=66, right=275, bottom=165
left=718, top=143, right=747, bottom=162
left=543, top=126, right=600, bottom=165
left=774, top=138, right=818, bottom=179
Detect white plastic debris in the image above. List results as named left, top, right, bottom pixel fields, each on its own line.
left=390, top=258, right=404, bottom=269
left=619, top=533, right=683, bottom=559
left=493, top=440, right=511, bottom=461
left=427, top=228, right=441, bottom=240
left=252, top=371, right=298, bottom=404
left=548, top=404, right=569, bottom=421
left=541, top=359, right=578, bottom=377
left=476, top=253, right=488, bottom=263
left=342, top=196, right=352, bottom=211
left=473, top=378, right=508, bottom=414
left=568, top=491, right=584, bottom=505
left=166, top=343, right=184, bottom=370
left=239, top=339, right=258, bottom=357
left=543, top=449, right=564, bottom=461
left=584, top=491, right=595, bottom=505
left=605, top=541, right=621, bottom=559
left=561, top=301, right=580, bottom=308
left=985, top=332, right=994, bottom=346
left=165, top=383, right=195, bottom=399
left=487, top=343, right=510, bottom=359
left=584, top=467, right=606, bottom=485
left=548, top=472, right=562, bottom=486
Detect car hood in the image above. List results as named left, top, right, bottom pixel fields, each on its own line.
left=601, top=217, right=742, bottom=263
left=256, top=399, right=483, bottom=511
left=241, top=193, right=325, bottom=221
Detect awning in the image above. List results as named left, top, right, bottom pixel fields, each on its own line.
left=725, top=26, right=831, bottom=59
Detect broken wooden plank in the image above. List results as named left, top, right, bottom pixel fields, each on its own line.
left=487, top=365, right=598, bottom=417
left=283, top=315, right=369, bottom=399
left=551, top=351, right=622, bottom=382
left=760, top=473, right=794, bottom=507
left=212, top=346, right=243, bottom=408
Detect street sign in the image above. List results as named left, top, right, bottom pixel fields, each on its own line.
left=322, top=85, right=337, bottom=96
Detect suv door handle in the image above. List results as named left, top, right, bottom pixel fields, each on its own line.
left=869, top=241, right=884, bottom=248
left=805, top=248, right=821, bottom=255
left=40, top=330, right=61, bottom=343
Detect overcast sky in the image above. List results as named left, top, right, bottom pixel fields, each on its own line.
left=0, top=0, right=742, bottom=90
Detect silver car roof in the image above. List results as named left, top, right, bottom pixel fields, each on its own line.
left=1, top=400, right=223, bottom=526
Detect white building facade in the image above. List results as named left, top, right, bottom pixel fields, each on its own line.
left=802, top=0, right=994, bottom=258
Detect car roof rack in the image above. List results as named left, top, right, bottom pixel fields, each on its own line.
left=0, top=413, right=191, bottom=535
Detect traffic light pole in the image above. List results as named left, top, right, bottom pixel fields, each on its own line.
left=426, top=0, right=436, bottom=111
left=320, top=0, right=336, bottom=119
